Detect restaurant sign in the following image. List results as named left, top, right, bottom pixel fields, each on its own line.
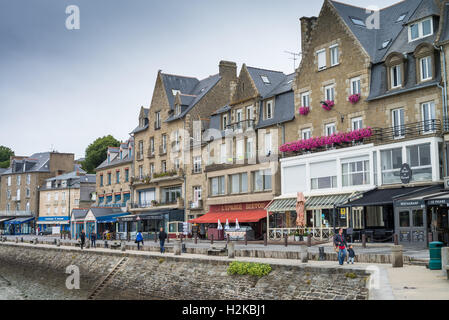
left=400, top=163, right=413, bottom=184
left=395, top=200, right=425, bottom=207
left=210, top=202, right=269, bottom=213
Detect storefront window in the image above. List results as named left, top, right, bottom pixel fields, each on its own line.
left=412, top=209, right=424, bottom=227
left=399, top=211, right=410, bottom=227
left=366, top=206, right=384, bottom=227
left=406, top=143, right=432, bottom=182
left=381, top=148, right=402, bottom=184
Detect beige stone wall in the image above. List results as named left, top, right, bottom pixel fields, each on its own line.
left=96, top=161, right=132, bottom=205
left=39, top=188, right=81, bottom=218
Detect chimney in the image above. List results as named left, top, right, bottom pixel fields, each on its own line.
left=300, top=17, right=318, bottom=54
left=219, top=60, right=237, bottom=80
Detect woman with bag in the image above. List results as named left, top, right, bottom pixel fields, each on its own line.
left=333, top=228, right=347, bottom=265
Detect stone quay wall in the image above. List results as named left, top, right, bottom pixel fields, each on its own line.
left=0, top=242, right=370, bottom=300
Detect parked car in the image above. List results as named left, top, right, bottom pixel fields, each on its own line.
left=225, top=226, right=255, bottom=241
left=38, top=230, right=52, bottom=236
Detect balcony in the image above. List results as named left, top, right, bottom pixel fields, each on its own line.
left=130, top=197, right=184, bottom=210
left=205, top=155, right=257, bottom=173
left=0, top=210, right=33, bottom=217
left=280, top=120, right=442, bottom=158
left=189, top=200, right=203, bottom=210
left=159, top=145, right=167, bottom=156
left=192, top=168, right=202, bottom=175
left=130, top=175, right=151, bottom=186
left=151, top=169, right=184, bottom=182
left=154, top=121, right=161, bottom=130
left=147, top=148, right=155, bottom=159
left=136, top=151, right=144, bottom=161
left=225, top=119, right=255, bottom=132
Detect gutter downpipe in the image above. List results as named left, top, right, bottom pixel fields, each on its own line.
left=436, top=44, right=449, bottom=177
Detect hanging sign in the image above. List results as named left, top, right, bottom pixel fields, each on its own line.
left=400, top=163, right=413, bottom=184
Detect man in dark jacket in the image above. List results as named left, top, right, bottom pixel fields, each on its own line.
left=333, top=228, right=347, bottom=265
left=80, top=230, right=86, bottom=250
left=158, top=227, right=167, bottom=254
left=90, top=231, right=96, bottom=248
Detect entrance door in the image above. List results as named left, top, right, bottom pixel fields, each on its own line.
left=396, top=206, right=427, bottom=246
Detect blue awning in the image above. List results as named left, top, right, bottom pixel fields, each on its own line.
left=96, top=212, right=129, bottom=223
left=37, top=216, right=69, bottom=222
left=5, top=217, right=35, bottom=225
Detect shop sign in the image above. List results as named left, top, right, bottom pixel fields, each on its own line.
left=211, top=202, right=269, bottom=212
left=395, top=200, right=425, bottom=207
left=400, top=163, right=413, bottom=184
left=427, top=199, right=449, bottom=206
left=340, top=208, right=347, bottom=219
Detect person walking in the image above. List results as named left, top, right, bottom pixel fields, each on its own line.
left=80, top=230, right=86, bottom=250
left=90, top=230, right=96, bottom=248
left=136, top=231, right=144, bottom=250
left=347, top=245, right=355, bottom=264
left=333, top=228, right=347, bottom=266
left=158, top=227, right=167, bottom=254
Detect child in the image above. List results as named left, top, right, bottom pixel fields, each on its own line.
left=347, top=245, right=355, bottom=264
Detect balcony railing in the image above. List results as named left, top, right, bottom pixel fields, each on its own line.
left=95, top=203, right=127, bottom=208
left=159, top=145, right=167, bottom=155
left=147, top=148, right=155, bottom=158
left=130, top=198, right=184, bottom=209
left=225, top=119, right=255, bottom=132
left=189, top=200, right=203, bottom=210
left=0, top=210, right=33, bottom=217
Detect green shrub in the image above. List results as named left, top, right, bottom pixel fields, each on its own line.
left=345, top=272, right=357, bottom=279
left=227, top=261, right=272, bottom=277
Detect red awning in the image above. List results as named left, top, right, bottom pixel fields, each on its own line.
left=189, top=210, right=268, bottom=224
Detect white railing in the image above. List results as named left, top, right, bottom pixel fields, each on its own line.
left=268, top=227, right=337, bottom=241
left=0, top=210, right=34, bottom=217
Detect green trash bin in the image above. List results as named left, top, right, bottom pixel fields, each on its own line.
left=429, top=241, right=444, bottom=270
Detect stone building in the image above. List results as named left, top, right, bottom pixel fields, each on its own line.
left=95, top=139, right=134, bottom=208
left=0, top=152, right=74, bottom=234
left=189, top=64, right=295, bottom=240
left=268, top=0, right=449, bottom=246
left=38, top=169, right=96, bottom=233
left=123, top=60, right=238, bottom=237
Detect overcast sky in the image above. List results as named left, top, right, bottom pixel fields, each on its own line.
left=0, top=0, right=396, bottom=159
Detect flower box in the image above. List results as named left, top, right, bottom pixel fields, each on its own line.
left=299, top=106, right=310, bottom=116
left=321, top=100, right=334, bottom=111
left=348, top=94, right=361, bottom=104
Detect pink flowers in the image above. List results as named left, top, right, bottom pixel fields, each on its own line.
left=279, top=127, right=373, bottom=153
left=299, top=106, right=310, bottom=116
left=348, top=94, right=361, bottom=104
left=321, top=100, right=334, bottom=111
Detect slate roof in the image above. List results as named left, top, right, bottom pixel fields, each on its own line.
left=71, top=208, right=89, bottom=220
left=437, top=2, right=449, bottom=44
left=96, top=140, right=134, bottom=170
left=89, top=207, right=124, bottom=218
left=256, top=91, right=295, bottom=129
left=1, top=152, right=52, bottom=175
left=246, top=66, right=287, bottom=98
left=0, top=168, right=6, bottom=175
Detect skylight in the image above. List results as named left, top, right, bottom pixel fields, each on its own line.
left=261, top=75, right=271, bottom=84
left=172, top=89, right=181, bottom=96
left=381, top=39, right=391, bottom=49
left=397, top=13, right=407, bottom=22
left=350, top=17, right=366, bottom=27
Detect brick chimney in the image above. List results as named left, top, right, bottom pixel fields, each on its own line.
left=219, top=60, right=237, bottom=80
left=300, top=17, right=318, bottom=54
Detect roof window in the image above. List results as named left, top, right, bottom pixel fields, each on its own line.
left=397, top=13, right=407, bottom=22
left=260, top=75, right=271, bottom=84
left=350, top=17, right=366, bottom=27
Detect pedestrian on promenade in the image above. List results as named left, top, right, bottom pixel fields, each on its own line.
left=80, top=230, right=86, bottom=250
left=158, top=227, right=167, bottom=254
left=136, top=231, right=144, bottom=250
left=90, top=230, right=96, bottom=248
left=333, top=228, right=347, bottom=266
left=347, top=245, right=355, bottom=264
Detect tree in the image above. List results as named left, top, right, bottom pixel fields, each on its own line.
left=0, top=146, right=14, bottom=168
left=82, top=135, right=121, bottom=173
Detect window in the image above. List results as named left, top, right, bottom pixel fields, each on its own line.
left=220, top=143, right=227, bottom=164
left=47, top=207, right=50, bottom=215
left=61, top=207, right=66, bottom=214
left=229, top=173, right=248, bottom=194
left=264, top=132, right=272, bottom=156
left=246, top=138, right=254, bottom=159
left=408, top=17, right=433, bottom=41
left=351, top=117, right=363, bottom=131
left=310, top=161, right=337, bottom=190
left=193, top=186, right=202, bottom=204
left=407, top=143, right=432, bottom=182
left=210, top=176, right=225, bottom=196
left=116, top=171, right=120, bottom=184
left=236, top=109, right=243, bottom=129
left=26, top=188, right=30, bottom=198
left=16, top=189, right=21, bottom=200
left=174, top=158, right=180, bottom=171
left=54, top=207, right=58, bottom=215
left=125, top=168, right=129, bottom=182
left=342, top=159, right=370, bottom=187
left=26, top=174, right=31, bottom=185
left=175, top=104, right=181, bottom=115
left=162, top=134, right=167, bottom=153
left=317, top=49, right=326, bottom=70
left=301, top=92, right=310, bottom=107
left=265, top=100, right=273, bottom=120
left=193, top=156, right=202, bottom=173
left=7, top=176, right=11, bottom=187
left=222, top=114, right=228, bottom=130
left=172, top=89, right=181, bottom=96
left=350, top=17, right=366, bottom=27
left=413, top=209, right=424, bottom=227
left=381, top=148, right=403, bottom=184
left=47, top=193, right=51, bottom=201
left=325, top=85, right=335, bottom=101
left=330, top=45, right=339, bottom=66
left=155, top=111, right=161, bottom=129
left=138, top=140, right=144, bottom=160
left=7, top=189, right=11, bottom=200
left=150, top=163, right=154, bottom=177
left=381, top=40, right=391, bottom=49
left=350, top=77, right=361, bottom=95
left=161, top=160, right=167, bottom=173
left=54, top=192, right=59, bottom=201
left=261, top=75, right=270, bottom=84
left=253, top=169, right=272, bottom=191
left=325, top=123, right=336, bottom=136
left=16, top=175, right=21, bottom=186
left=422, top=101, right=436, bottom=132
left=420, top=56, right=432, bottom=81
left=107, top=173, right=111, bottom=185
left=397, top=13, right=407, bottom=22
left=236, top=139, right=244, bottom=161
left=390, top=65, right=402, bottom=88
left=302, top=128, right=311, bottom=140
left=62, top=192, right=65, bottom=201
left=392, top=108, right=405, bottom=137
left=139, top=166, right=143, bottom=179
left=150, top=137, right=155, bottom=155
left=100, top=174, right=103, bottom=187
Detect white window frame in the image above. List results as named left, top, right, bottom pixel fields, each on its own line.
left=193, top=156, right=202, bottom=173
left=317, top=49, right=326, bottom=71
left=26, top=174, right=31, bottom=185
left=350, top=77, right=361, bottom=95
left=220, top=144, right=227, bottom=164
left=7, top=176, right=11, bottom=187
left=342, top=160, right=370, bottom=187
left=325, top=123, right=336, bottom=136
left=162, top=134, right=167, bottom=153
left=16, top=175, right=21, bottom=186
left=421, top=101, right=436, bottom=133
left=351, top=117, right=363, bottom=131
left=155, top=111, right=161, bottom=129
left=325, top=84, right=335, bottom=101
left=301, top=92, right=310, bottom=107
left=222, top=114, right=228, bottom=130
left=390, top=65, right=402, bottom=89
left=330, top=44, right=339, bottom=66
left=265, top=100, right=273, bottom=120
left=420, top=56, right=432, bottom=81
left=392, top=108, right=405, bottom=138
left=264, top=132, right=272, bottom=156
left=302, top=128, right=311, bottom=140
left=408, top=17, right=433, bottom=42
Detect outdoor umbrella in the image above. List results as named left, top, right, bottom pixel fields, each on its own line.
left=225, top=219, right=230, bottom=230
left=217, top=219, right=223, bottom=230
left=235, top=218, right=240, bottom=230
left=295, top=192, right=306, bottom=227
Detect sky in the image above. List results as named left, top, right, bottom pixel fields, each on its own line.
left=0, top=0, right=397, bottom=159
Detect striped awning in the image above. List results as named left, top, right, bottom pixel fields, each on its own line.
left=267, top=192, right=359, bottom=212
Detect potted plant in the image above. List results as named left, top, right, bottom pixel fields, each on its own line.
left=294, top=229, right=301, bottom=242
left=321, top=100, right=334, bottom=111
left=299, top=106, right=310, bottom=116
left=151, top=200, right=158, bottom=207
left=348, top=94, right=361, bottom=104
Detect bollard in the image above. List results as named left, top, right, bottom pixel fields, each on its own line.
left=64, top=233, right=66, bottom=240
left=284, top=233, right=288, bottom=247
left=15, top=237, right=18, bottom=243
left=318, top=246, right=325, bottom=261
left=391, top=245, right=403, bottom=268
left=34, top=238, right=38, bottom=245
left=244, top=233, right=248, bottom=246
left=264, top=233, right=268, bottom=247
left=53, top=239, right=57, bottom=245
left=174, top=242, right=181, bottom=256
left=121, top=241, right=126, bottom=252
left=211, top=234, right=214, bottom=245
left=154, top=232, right=157, bottom=243
left=57, top=239, right=61, bottom=247
left=226, top=234, right=229, bottom=245
left=228, top=242, right=235, bottom=259
left=441, top=247, right=449, bottom=278
left=86, top=241, right=90, bottom=249
left=20, top=237, right=23, bottom=243
left=104, top=240, right=108, bottom=248
left=194, top=233, right=198, bottom=244
left=362, top=234, right=366, bottom=248
left=180, top=234, right=183, bottom=243
left=300, top=245, right=308, bottom=263
left=307, top=234, right=312, bottom=247
left=394, top=234, right=399, bottom=245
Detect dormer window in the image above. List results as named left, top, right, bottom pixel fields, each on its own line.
left=261, top=75, right=270, bottom=84
left=408, top=17, right=433, bottom=42
left=172, top=89, right=181, bottom=96
left=420, top=56, right=432, bottom=81
left=391, top=65, right=402, bottom=88
left=386, top=52, right=406, bottom=90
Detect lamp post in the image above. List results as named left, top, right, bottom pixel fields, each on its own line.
left=67, top=178, right=72, bottom=235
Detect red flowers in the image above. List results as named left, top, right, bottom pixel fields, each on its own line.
left=279, top=128, right=373, bottom=153
left=321, top=100, right=334, bottom=111
left=348, top=94, right=361, bottom=104
left=299, top=106, right=310, bottom=116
